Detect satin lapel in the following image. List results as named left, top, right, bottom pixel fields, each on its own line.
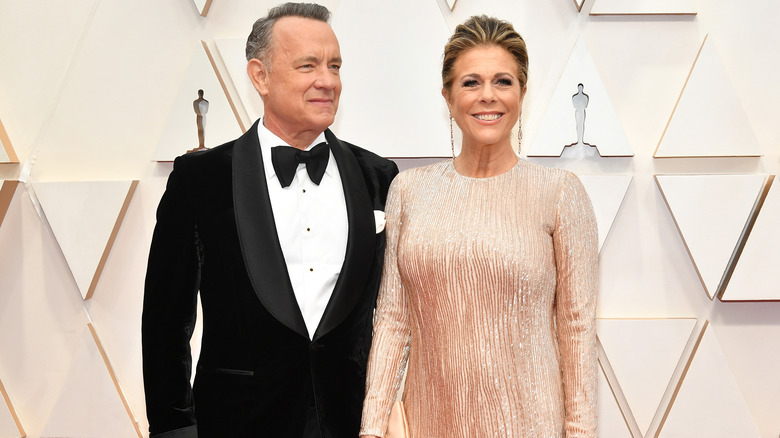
left=232, top=120, right=308, bottom=338
left=314, top=130, right=375, bottom=340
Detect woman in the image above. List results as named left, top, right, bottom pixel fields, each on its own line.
left=360, top=15, right=598, bottom=438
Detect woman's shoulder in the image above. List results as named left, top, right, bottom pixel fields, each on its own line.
left=516, top=158, right=576, bottom=186
left=515, top=160, right=592, bottom=210
left=384, top=160, right=452, bottom=203
left=516, top=157, right=560, bottom=174
left=392, top=159, right=451, bottom=185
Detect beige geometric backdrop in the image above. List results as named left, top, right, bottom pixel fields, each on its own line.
left=1, top=0, right=779, bottom=437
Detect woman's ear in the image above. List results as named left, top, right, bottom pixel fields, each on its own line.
left=247, top=58, right=270, bottom=97
left=519, top=85, right=527, bottom=107
left=442, top=88, right=451, bottom=111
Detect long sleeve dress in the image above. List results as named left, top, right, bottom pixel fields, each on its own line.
left=360, top=159, right=599, bottom=437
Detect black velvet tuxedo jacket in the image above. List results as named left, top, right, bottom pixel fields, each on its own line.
left=142, top=121, right=398, bottom=438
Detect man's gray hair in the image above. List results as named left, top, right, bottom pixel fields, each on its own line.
left=245, top=2, right=332, bottom=67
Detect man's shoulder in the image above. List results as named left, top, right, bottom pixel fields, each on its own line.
left=174, top=139, right=237, bottom=169
left=340, top=139, right=396, bottom=172
left=331, top=136, right=398, bottom=200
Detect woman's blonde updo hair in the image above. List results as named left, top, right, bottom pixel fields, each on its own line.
left=442, top=15, right=529, bottom=92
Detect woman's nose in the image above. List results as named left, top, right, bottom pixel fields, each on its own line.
left=479, top=84, right=497, bottom=102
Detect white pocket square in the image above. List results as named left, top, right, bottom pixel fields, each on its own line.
left=374, top=210, right=386, bottom=234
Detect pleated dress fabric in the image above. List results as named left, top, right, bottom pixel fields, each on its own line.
left=360, top=159, right=599, bottom=438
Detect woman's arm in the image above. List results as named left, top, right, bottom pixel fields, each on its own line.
left=359, top=176, right=413, bottom=437
left=553, top=171, right=599, bottom=438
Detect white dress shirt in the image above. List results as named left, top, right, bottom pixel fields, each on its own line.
left=256, top=121, right=348, bottom=339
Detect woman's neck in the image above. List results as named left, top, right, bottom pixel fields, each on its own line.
left=454, top=141, right=518, bottom=178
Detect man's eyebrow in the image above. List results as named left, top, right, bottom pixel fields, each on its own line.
left=293, top=55, right=320, bottom=64
left=292, top=55, right=342, bottom=64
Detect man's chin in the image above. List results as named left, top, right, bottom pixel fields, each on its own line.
left=310, top=115, right=337, bottom=131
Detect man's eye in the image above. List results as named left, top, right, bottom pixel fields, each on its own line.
left=330, top=64, right=341, bottom=71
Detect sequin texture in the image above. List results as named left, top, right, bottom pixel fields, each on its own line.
left=360, top=159, right=598, bottom=437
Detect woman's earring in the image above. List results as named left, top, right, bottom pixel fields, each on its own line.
left=450, top=112, right=456, bottom=159
left=517, top=112, right=523, bottom=150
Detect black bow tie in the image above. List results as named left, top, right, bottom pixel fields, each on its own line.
left=271, top=142, right=330, bottom=188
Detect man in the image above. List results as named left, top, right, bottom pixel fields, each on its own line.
left=142, top=3, right=398, bottom=437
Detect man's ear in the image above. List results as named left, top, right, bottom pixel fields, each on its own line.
left=247, top=58, right=270, bottom=97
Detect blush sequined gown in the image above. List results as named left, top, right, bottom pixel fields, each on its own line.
left=360, top=159, right=599, bottom=437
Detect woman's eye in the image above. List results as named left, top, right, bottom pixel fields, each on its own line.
left=463, top=80, right=478, bottom=87
left=497, top=78, right=513, bottom=86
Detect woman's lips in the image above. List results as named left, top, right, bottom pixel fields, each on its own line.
left=472, top=113, right=504, bottom=121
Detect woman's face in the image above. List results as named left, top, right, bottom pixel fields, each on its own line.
left=443, top=45, right=525, bottom=151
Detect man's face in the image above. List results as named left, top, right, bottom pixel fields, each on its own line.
left=253, top=16, right=342, bottom=143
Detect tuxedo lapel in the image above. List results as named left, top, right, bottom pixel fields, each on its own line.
left=314, top=130, right=375, bottom=341
left=232, top=120, right=308, bottom=339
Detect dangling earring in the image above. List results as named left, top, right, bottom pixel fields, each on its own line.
left=449, top=112, right=455, bottom=159
left=517, top=111, right=523, bottom=151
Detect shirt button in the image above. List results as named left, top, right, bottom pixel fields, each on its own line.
left=302, top=189, right=306, bottom=193
left=306, top=227, right=311, bottom=232
left=309, top=268, right=314, bottom=272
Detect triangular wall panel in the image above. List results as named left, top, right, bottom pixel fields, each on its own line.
left=0, top=0, right=96, bottom=166
left=655, top=36, right=762, bottom=157
left=0, top=377, right=25, bottom=438
left=0, top=180, right=20, bottom=230
left=655, top=174, right=766, bottom=299
left=0, top=118, right=19, bottom=164
left=192, top=0, right=213, bottom=17
left=153, top=42, right=243, bottom=161
left=723, top=176, right=780, bottom=301
left=597, top=318, right=697, bottom=435
left=527, top=38, right=633, bottom=157
left=32, top=180, right=139, bottom=300
left=331, top=0, right=451, bottom=157
left=597, top=336, right=639, bottom=437
left=39, top=324, right=141, bottom=437
left=658, top=323, right=761, bottom=437
left=590, top=0, right=696, bottom=15
left=213, top=38, right=263, bottom=127
left=578, top=175, right=632, bottom=251
left=597, top=366, right=633, bottom=437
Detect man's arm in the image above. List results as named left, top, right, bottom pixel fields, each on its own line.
left=142, top=156, right=201, bottom=438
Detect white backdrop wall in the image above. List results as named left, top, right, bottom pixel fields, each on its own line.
left=0, top=0, right=779, bottom=437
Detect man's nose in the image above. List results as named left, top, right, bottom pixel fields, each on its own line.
left=315, top=66, right=338, bottom=90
